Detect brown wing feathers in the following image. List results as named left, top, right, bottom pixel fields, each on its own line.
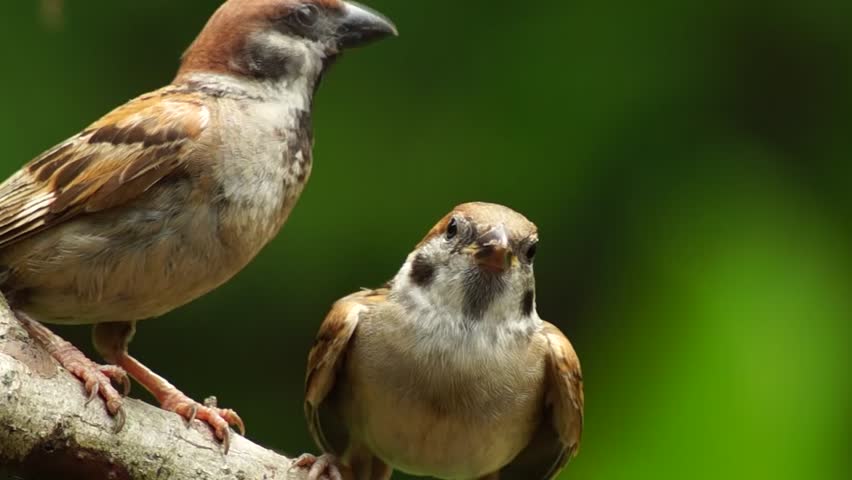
left=304, top=289, right=387, bottom=453
left=0, top=92, right=207, bottom=248
left=543, top=322, right=584, bottom=460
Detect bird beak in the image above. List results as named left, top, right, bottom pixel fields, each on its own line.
left=473, top=225, right=512, bottom=274
left=335, top=2, right=398, bottom=49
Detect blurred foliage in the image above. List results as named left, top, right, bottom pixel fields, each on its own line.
left=2, top=1, right=851, bottom=479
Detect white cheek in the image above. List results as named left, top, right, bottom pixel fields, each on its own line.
left=394, top=260, right=433, bottom=309
left=251, top=31, right=326, bottom=76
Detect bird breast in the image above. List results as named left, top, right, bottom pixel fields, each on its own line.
left=341, top=308, right=548, bottom=478
left=211, top=89, right=314, bottom=258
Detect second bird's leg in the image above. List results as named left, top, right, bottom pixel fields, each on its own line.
left=292, top=453, right=349, bottom=480
left=346, top=446, right=392, bottom=480
left=93, top=321, right=245, bottom=453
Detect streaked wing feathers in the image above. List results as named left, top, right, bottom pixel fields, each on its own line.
left=543, top=321, right=584, bottom=467
left=304, top=288, right=387, bottom=454
left=0, top=89, right=208, bottom=248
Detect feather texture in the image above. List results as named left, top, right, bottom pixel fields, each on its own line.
left=0, top=87, right=208, bottom=249
left=305, top=288, right=387, bottom=453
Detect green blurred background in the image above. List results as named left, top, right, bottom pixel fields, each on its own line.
left=2, top=1, right=851, bottom=479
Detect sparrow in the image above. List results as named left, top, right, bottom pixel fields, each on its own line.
left=1, top=0, right=396, bottom=452
left=301, top=203, right=584, bottom=480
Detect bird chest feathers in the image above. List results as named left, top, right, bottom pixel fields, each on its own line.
left=210, top=78, right=315, bottom=254
left=342, top=311, right=548, bottom=478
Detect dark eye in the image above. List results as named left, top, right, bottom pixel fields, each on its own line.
left=525, top=242, right=538, bottom=262
left=294, top=4, right=320, bottom=27
left=446, top=218, right=459, bottom=240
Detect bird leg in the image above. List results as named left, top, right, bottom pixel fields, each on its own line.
left=292, top=453, right=351, bottom=480
left=93, top=322, right=245, bottom=453
left=116, top=352, right=245, bottom=452
left=14, top=311, right=129, bottom=431
left=343, top=446, right=392, bottom=480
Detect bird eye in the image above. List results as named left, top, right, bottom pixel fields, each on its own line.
left=294, top=4, right=320, bottom=27
left=446, top=218, right=459, bottom=240
left=525, top=242, right=538, bottom=262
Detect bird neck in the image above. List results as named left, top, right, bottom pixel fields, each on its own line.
left=176, top=71, right=318, bottom=109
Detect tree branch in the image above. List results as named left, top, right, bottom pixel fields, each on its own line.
left=0, top=295, right=307, bottom=480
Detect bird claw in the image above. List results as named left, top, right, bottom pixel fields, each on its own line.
left=292, top=453, right=345, bottom=480
left=186, top=403, right=198, bottom=425
left=85, top=380, right=100, bottom=406
left=100, top=365, right=132, bottom=396
left=84, top=365, right=130, bottom=405
left=13, top=311, right=129, bottom=432
left=65, top=355, right=128, bottom=432
left=161, top=392, right=245, bottom=454
left=111, top=404, right=127, bottom=433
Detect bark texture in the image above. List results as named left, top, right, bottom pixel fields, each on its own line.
left=0, top=295, right=307, bottom=480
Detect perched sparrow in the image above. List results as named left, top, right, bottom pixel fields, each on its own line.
left=301, top=203, right=584, bottom=480
left=1, top=0, right=396, bottom=452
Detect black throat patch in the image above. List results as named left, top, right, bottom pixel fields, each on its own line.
left=521, top=290, right=535, bottom=317
left=462, top=269, right=507, bottom=320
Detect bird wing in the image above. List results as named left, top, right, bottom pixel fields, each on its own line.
left=0, top=87, right=209, bottom=249
left=542, top=321, right=584, bottom=473
left=304, top=288, right=388, bottom=454
left=500, top=321, right=584, bottom=480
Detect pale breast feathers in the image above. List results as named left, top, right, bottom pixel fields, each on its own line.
left=0, top=89, right=209, bottom=249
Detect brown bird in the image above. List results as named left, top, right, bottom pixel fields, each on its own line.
left=301, top=203, right=584, bottom=480
left=1, top=0, right=396, bottom=452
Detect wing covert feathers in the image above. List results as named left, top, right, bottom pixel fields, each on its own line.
left=543, top=321, right=585, bottom=462
left=0, top=88, right=208, bottom=248
left=304, top=289, right=387, bottom=453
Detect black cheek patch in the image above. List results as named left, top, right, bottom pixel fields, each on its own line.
left=245, top=41, right=303, bottom=80
left=521, top=290, right=535, bottom=317
left=409, top=254, right=435, bottom=287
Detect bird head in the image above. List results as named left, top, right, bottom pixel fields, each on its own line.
left=396, top=203, right=540, bottom=322
left=177, top=0, right=397, bottom=81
